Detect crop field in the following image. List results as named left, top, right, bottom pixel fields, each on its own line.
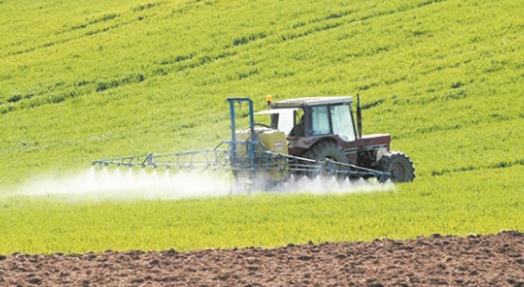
left=0, top=0, right=523, bottom=256
left=1, top=167, right=522, bottom=255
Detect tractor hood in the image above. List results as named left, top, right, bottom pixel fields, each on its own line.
left=355, top=134, right=391, bottom=150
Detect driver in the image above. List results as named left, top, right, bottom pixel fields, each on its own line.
left=289, top=115, right=305, bottom=137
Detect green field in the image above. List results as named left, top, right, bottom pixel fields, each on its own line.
left=0, top=0, right=523, bottom=254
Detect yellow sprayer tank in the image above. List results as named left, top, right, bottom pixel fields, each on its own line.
left=257, top=128, right=288, bottom=154
left=235, top=127, right=288, bottom=155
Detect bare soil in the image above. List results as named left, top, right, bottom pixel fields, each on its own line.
left=0, top=231, right=522, bottom=287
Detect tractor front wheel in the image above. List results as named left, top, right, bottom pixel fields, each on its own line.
left=379, top=152, right=415, bottom=182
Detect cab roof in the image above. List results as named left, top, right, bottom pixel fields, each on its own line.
left=270, top=96, right=352, bottom=109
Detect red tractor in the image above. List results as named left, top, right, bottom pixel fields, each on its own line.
left=258, top=95, right=415, bottom=182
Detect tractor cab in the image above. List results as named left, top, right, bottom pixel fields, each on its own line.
left=257, top=97, right=359, bottom=148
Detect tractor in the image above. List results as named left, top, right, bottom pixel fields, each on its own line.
left=257, top=95, right=415, bottom=183
left=92, top=95, right=415, bottom=191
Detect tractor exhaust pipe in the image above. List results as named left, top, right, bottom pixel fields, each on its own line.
left=357, top=94, right=362, bottom=139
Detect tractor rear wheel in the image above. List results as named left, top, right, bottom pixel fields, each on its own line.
left=379, top=152, right=415, bottom=182
left=302, top=141, right=349, bottom=181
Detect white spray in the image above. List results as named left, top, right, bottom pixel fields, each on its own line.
left=17, top=167, right=395, bottom=201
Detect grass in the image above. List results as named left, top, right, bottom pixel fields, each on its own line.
left=0, top=0, right=523, bottom=254
left=0, top=166, right=521, bottom=254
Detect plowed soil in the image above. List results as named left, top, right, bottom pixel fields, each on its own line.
left=1, top=231, right=522, bottom=287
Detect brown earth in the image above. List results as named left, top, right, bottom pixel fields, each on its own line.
left=0, top=231, right=522, bottom=287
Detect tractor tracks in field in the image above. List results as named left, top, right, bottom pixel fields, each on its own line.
left=0, top=0, right=450, bottom=114
left=431, top=159, right=524, bottom=177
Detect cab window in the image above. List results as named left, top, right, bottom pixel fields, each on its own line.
left=331, top=105, right=356, bottom=142
left=310, top=105, right=356, bottom=141
left=311, top=106, right=330, bottom=135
